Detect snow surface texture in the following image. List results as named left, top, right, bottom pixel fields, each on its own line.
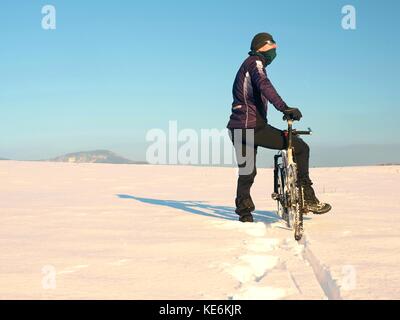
left=0, top=161, right=399, bottom=300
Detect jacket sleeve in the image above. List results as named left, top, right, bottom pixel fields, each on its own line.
left=249, top=58, right=288, bottom=112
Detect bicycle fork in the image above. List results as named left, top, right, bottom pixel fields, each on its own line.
left=271, top=154, right=282, bottom=201
left=273, top=154, right=281, bottom=194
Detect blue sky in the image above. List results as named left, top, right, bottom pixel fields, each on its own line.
left=1, top=0, right=399, bottom=165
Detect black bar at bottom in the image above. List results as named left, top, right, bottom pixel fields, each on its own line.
left=0, top=300, right=394, bottom=318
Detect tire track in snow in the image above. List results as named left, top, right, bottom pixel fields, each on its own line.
left=213, top=218, right=342, bottom=299
left=277, top=237, right=326, bottom=299
left=267, top=217, right=342, bottom=299
left=298, top=235, right=342, bottom=300
left=216, top=220, right=325, bottom=299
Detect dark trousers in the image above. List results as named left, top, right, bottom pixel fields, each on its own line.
left=230, top=124, right=311, bottom=214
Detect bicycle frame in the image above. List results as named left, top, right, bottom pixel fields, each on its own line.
left=286, top=119, right=295, bottom=165
left=272, top=118, right=312, bottom=241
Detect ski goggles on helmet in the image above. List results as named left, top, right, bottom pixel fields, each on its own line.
left=263, top=40, right=277, bottom=49
left=264, top=40, right=276, bottom=45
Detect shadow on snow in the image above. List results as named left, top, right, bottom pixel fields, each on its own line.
left=116, top=194, right=281, bottom=225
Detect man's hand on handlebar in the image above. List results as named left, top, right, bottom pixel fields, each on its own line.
left=282, top=107, right=303, bottom=121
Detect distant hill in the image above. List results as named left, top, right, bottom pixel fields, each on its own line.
left=49, top=150, right=147, bottom=164
left=0, top=158, right=9, bottom=160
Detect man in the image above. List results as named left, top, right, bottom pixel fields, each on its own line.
left=227, top=32, right=331, bottom=223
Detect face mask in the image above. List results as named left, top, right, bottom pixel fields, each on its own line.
left=260, top=48, right=277, bottom=65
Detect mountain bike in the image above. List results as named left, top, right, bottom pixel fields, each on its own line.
left=271, top=115, right=312, bottom=241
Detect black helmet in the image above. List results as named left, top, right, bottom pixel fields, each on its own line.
left=250, top=32, right=275, bottom=51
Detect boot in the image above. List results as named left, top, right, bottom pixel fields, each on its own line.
left=239, top=214, right=254, bottom=223
left=235, top=196, right=255, bottom=222
left=300, top=181, right=332, bottom=215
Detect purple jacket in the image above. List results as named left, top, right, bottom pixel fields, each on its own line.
left=227, top=54, right=288, bottom=129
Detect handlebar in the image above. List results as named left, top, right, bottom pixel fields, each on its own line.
left=283, top=116, right=312, bottom=136
left=293, top=128, right=312, bottom=135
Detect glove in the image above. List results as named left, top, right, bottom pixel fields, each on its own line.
left=282, top=107, right=303, bottom=121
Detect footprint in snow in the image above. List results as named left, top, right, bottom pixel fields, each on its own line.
left=226, top=255, right=280, bottom=283
left=245, top=238, right=280, bottom=253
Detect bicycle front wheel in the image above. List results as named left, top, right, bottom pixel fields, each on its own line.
left=285, top=164, right=304, bottom=241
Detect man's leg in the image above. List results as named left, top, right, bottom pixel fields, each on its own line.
left=292, top=138, right=312, bottom=185
left=253, top=124, right=331, bottom=214
left=230, top=129, right=257, bottom=222
left=253, top=124, right=311, bottom=183
left=235, top=144, right=257, bottom=219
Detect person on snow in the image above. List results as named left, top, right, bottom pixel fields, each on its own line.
left=227, top=32, right=332, bottom=222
